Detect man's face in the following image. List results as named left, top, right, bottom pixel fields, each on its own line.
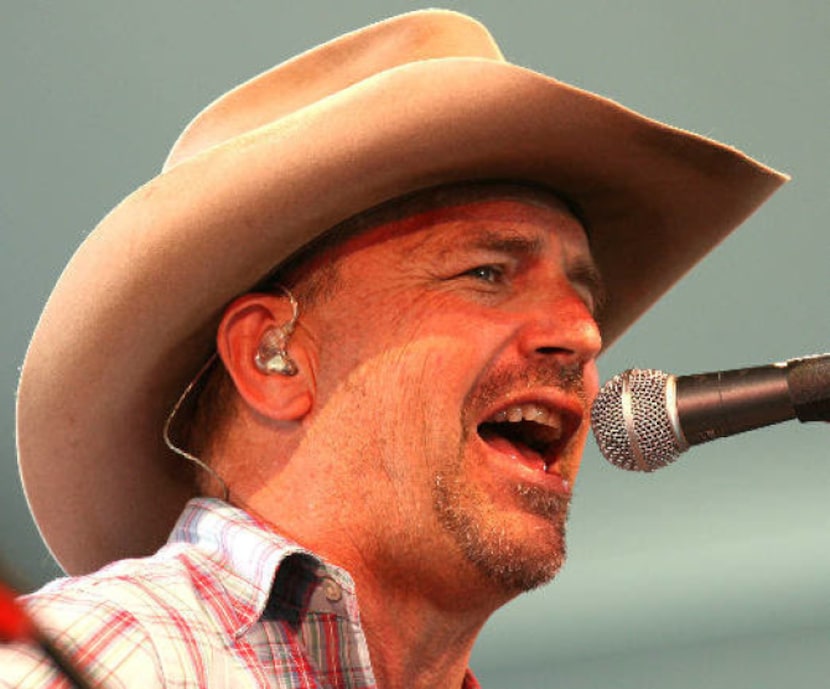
left=297, top=188, right=603, bottom=597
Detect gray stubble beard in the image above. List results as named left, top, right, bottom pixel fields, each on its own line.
left=432, top=471, right=570, bottom=594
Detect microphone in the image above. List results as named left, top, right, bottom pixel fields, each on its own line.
left=591, top=354, right=830, bottom=472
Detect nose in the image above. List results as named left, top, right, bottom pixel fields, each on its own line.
left=516, top=290, right=603, bottom=366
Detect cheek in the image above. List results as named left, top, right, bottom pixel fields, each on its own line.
left=384, top=334, right=481, bottom=408
left=371, top=336, right=482, bottom=460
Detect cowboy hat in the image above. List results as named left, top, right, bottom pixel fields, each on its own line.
left=17, top=9, right=786, bottom=575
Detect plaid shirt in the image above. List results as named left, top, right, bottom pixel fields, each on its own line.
left=1, top=498, right=481, bottom=688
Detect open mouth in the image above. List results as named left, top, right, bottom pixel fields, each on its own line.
left=477, top=402, right=577, bottom=475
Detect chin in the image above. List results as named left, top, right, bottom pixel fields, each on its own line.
left=474, top=535, right=567, bottom=594
left=433, top=472, right=570, bottom=594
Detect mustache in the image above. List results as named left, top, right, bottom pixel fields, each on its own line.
left=467, top=361, right=589, bottom=412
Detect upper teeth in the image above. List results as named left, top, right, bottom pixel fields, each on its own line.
left=491, top=404, right=562, bottom=434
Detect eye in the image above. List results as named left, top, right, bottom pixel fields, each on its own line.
left=462, top=265, right=504, bottom=284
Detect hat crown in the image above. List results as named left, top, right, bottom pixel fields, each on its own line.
left=164, top=10, right=503, bottom=170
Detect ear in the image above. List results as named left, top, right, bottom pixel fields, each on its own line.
left=216, top=292, right=313, bottom=421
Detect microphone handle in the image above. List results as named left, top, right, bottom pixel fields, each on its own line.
left=787, top=354, right=830, bottom=421
left=676, top=354, right=830, bottom=446
left=676, top=365, right=794, bottom=446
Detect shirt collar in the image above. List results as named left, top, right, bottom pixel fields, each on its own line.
left=168, top=498, right=480, bottom=688
left=168, top=497, right=356, bottom=638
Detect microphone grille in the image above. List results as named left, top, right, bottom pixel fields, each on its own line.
left=590, top=368, right=684, bottom=471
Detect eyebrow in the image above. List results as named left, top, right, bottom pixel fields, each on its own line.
left=470, top=230, right=545, bottom=258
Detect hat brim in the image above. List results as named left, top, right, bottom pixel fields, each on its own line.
left=17, top=58, right=786, bottom=575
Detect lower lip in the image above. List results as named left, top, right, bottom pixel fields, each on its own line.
left=478, top=434, right=571, bottom=495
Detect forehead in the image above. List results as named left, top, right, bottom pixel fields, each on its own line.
left=327, top=183, right=592, bottom=260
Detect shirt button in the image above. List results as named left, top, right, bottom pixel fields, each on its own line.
left=321, top=576, right=342, bottom=602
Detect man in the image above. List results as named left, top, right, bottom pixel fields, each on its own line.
left=3, top=9, right=784, bottom=688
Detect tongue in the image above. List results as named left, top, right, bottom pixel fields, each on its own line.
left=482, top=432, right=546, bottom=471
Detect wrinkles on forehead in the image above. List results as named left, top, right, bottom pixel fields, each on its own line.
left=329, top=180, right=587, bottom=254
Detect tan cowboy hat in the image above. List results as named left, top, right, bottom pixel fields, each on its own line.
left=17, top=9, right=786, bottom=576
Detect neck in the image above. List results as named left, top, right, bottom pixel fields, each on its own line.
left=343, top=555, right=496, bottom=689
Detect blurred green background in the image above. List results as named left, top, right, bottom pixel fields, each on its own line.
left=2, top=1, right=828, bottom=686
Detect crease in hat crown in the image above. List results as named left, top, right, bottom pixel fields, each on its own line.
left=164, top=9, right=504, bottom=170
left=16, top=8, right=787, bottom=576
